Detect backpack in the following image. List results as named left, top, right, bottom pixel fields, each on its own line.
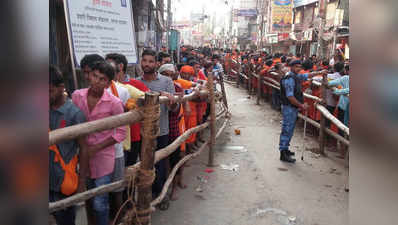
left=49, top=143, right=79, bottom=195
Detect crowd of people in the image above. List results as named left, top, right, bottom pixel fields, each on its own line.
left=224, top=49, right=350, bottom=162
left=49, top=48, right=225, bottom=225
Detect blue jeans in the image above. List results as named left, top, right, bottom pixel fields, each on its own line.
left=49, top=191, right=76, bottom=225
left=87, top=174, right=112, bottom=225
left=279, top=105, right=298, bottom=151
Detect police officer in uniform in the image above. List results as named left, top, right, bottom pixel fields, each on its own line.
left=279, top=60, right=327, bottom=163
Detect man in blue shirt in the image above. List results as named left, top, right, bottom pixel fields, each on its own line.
left=49, top=65, right=88, bottom=225
left=279, top=60, right=327, bottom=163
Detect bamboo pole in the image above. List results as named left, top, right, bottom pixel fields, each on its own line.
left=49, top=112, right=228, bottom=213
left=216, top=118, right=229, bottom=139
left=262, top=79, right=322, bottom=102
left=136, top=92, right=160, bottom=225
left=49, top=179, right=127, bottom=213
left=247, top=71, right=252, bottom=94
left=49, top=110, right=143, bottom=145
left=319, top=74, right=327, bottom=155
left=256, top=73, right=262, bottom=105
left=263, top=80, right=280, bottom=90
left=151, top=115, right=229, bottom=207
left=219, top=72, right=229, bottom=110
left=298, top=113, right=349, bottom=146
left=237, top=61, right=241, bottom=88
left=263, top=76, right=280, bottom=87
left=158, top=90, right=208, bottom=104
left=151, top=139, right=209, bottom=207
left=208, top=72, right=216, bottom=167
left=316, top=104, right=350, bottom=135
left=240, top=73, right=249, bottom=81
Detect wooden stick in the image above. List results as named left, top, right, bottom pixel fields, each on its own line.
left=219, top=72, right=229, bottom=110
left=312, top=80, right=322, bottom=86
left=136, top=92, right=160, bottom=225
left=298, top=113, right=349, bottom=146
left=319, top=74, right=327, bottom=155
left=262, top=80, right=322, bottom=102
left=151, top=116, right=229, bottom=208
left=316, top=104, right=349, bottom=135
left=151, top=140, right=210, bottom=207
left=49, top=110, right=143, bottom=145
left=154, top=122, right=209, bottom=162
left=247, top=72, right=252, bottom=94
left=263, top=80, right=280, bottom=90
left=256, top=73, right=262, bottom=105
left=208, top=73, right=216, bottom=167
left=49, top=179, right=127, bottom=213
left=216, top=118, right=229, bottom=139
left=263, top=76, right=280, bottom=87
left=49, top=108, right=227, bottom=213
left=236, top=62, right=241, bottom=88
left=158, top=90, right=208, bottom=104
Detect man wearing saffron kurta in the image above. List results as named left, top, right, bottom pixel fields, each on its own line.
left=177, top=65, right=199, bottom=152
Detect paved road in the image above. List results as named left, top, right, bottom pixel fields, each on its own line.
left=151, top=83, right=349, bottom=225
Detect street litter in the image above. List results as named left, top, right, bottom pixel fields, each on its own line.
left=237, top=98, right=249, bottom=102
left=256, top=207, right=287, bottom=216
left=288, top=216, right=296, bottom=222
left=223, top=145, right=247, bottom=153
left=220, top=163, right=239, bottom=171
left=196, top=176, right=208, bottom=183
left=194, top=194, right=206, bottom=200
left=195, top=186, right=203, bottom=192
left=204, top=168, right=214, bottom=173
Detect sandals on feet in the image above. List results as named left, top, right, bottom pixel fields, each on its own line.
left=157, top=196, right=170, bottom=211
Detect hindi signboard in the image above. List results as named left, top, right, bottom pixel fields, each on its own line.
left=236, top=9, right=257, bottom=17
left=271, top=0, right=293, bottom=33
left=65, top=0, right=138, bottom=66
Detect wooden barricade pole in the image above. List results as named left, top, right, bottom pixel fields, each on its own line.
left=136, top=92, right=160, bottom=225
left=207, top=72, right=216, bottom=167
left=237, top=62, right=241, bottom=88
left=248, top=71, right=252, bottom=95
left=256, top=73, right=262, bottom=105
left=318, top=73, right=327, bottom=155
left=219, top=72, right=229, bottom=110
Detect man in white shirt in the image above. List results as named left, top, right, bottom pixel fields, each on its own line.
left=313, top=62, right=344, bottom=114
left=107, top=62, right=130, bottom=223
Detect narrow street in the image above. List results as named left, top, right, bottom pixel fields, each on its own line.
left=152, top=83, right=349, bottom=225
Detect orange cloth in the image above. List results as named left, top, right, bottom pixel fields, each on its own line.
left=175, top=79, right=193, bottom=89
left=180, top=65, right=194, bottom=75
left=330, top=107, right=340, bottom=133
left=175, top=79, right=198, bottom=144
left=185, top=101, right=197, bottom=143
left=178, top=106, right=186, bottom=152
left=260, top=67, right=273, bottom=94
left=272, top=58, right=281, bottom=67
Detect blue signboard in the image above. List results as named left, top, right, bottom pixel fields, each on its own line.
left=293, top=0, right=318, bottom=8
left=237, top=9, right=257, bottom=17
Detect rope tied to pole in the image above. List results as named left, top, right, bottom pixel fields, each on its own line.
left=112, top=168, right=156, bottom=225
left=140, top=104, right=160, bottom=139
